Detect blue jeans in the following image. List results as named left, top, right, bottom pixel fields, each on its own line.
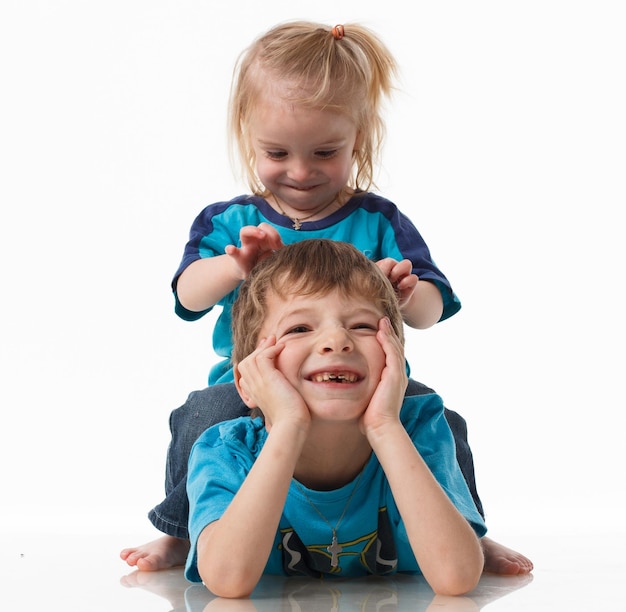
left=148, top=380, right=485, bottom=539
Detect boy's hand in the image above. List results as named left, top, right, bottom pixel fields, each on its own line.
left=359, top=317, right=408, bottom=436
left=225, top=223, right=284, bottom=280
left=376, top=258, right=418, bottom=309
left=236, top=336, right=311, bottom=432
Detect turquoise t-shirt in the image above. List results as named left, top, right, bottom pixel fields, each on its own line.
left=185, top=392, right=486, bottom=581
left=173, top=192, right=461, bottom=384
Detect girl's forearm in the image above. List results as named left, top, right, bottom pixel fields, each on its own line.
left=176, top=255, right=243, bottom=312
left=402, top=279, right=443, bottom=329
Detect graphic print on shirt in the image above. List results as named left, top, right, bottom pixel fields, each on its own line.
left=279, top=507, right=398, bottom=576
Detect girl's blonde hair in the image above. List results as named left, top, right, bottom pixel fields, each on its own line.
left=231, top=239, right=404, bottom=367
left=228, top=21, right=397, bottom=197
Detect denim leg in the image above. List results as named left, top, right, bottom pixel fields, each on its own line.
left=442, top=408, right=485, bottom=519
left=406, top=378, right=485, bottom=519
left=148, top=384, right=248, bottom=538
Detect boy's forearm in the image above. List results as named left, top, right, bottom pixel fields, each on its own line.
left=368, top=423, right=483, bottom=595
left=196, top=421, right=307, bottom=598
left=402, top=279, right=444, bottom=329
left=176, top=256, right=243, bottom=312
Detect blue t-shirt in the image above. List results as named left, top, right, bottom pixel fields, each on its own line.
left=185, top=392, right=486, bottom=582
left=173, top=192, right=462, bottom=385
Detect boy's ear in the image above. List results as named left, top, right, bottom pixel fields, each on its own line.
left=233, top=364, right=258, bottom=408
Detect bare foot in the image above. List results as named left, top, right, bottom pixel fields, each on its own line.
left=120, top=535, right=190, bottom=571
left=481, top=537, right=534, bottom=575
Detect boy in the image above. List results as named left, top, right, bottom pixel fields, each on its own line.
left=185, top=239, right=487, bottom=597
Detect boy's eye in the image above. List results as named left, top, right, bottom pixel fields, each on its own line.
left=353, top=323, right=377, bottom=331
left=285, top=325, right=311, bottom=334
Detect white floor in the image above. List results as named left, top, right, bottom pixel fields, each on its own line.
left=2, top=531, right=624, bottom=611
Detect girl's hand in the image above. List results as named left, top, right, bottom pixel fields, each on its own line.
left=376, top=258, right=418, bottom=309
left=225, top=223, right=284, bottom=280
left=235, top=336, right=311, bottom=432
left=359, top=317, right=408, bottom=436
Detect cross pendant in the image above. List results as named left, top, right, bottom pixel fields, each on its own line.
left=292, top=218, right=302, bottom=230
left=327, top=532, right=342, bottom=568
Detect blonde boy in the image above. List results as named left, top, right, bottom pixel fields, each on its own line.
left=185, top=239, right=486, bottom=597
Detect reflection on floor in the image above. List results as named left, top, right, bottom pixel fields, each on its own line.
left=2, top=531, right=625, bottom=611
left=122, top=568, right=534, bottom=611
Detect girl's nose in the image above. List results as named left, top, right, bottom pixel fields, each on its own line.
left=287, top=158, right=313, bottom=182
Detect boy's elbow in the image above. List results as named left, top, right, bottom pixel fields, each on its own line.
left=205, top=581, right=256, bottom=599
left=429, top=558, right=483, bottom=596
left=201, top=566, right=258, bottom=599
left=196, top=526, right=263, bottom=598
left=431, top=571, right=481, bottom=597
left=200, top=574, right=257, bottom=599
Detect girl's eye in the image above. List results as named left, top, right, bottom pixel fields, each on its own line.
left=265, top=150, right=287, bottom=160
left=316, top=149, right=338, bottom=159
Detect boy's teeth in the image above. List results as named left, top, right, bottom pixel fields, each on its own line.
left=312, top=372, right=357, bottom=383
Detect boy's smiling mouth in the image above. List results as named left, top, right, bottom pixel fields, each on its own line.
left=310, top=371, right=360, bottom=383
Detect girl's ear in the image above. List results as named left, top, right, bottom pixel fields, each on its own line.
left=234, top=364, right=258, bottom=408
left=353, top=130, right=364, bottom=152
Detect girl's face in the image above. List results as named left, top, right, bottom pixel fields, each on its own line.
left=257, top=288, right=387, bottom=423
left=249, top=93, right=360, bottom=215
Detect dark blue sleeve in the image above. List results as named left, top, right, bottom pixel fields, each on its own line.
left=170, top=199, right=245, bottom=321
left=362, top=194, right=462, bottom=322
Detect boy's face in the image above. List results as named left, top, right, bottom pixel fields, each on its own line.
left=256, top=288, right=387, bottom=422
left=249, top=90, right=359, bottom=214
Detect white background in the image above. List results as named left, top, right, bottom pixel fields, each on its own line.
left=1, top=1, right=624, bottom=542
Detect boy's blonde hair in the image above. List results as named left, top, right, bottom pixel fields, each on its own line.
left=228, top=21, right=397, bottom=197
left=231, top=239, right=404, bottom=366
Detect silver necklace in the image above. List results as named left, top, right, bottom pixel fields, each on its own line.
left=273, top=195, right=337, bottom=230
left=293, top=469, right=365, bottom=568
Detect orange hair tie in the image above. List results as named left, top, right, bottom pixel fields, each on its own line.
left=332, top=24, right=345, bottom=40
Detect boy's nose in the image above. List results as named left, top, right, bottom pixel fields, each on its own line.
left=319, top=327, right=353, bottom=353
